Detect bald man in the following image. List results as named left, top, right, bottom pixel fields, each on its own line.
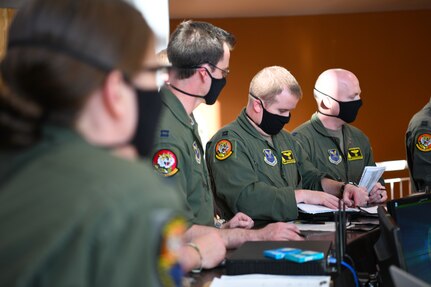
left=293, top=68, right=387, bottom=205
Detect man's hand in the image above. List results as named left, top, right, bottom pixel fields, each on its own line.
left=258, top=222, right=304, bottom=241
left=368, top=182, right=387, bottom=204
left=296, top=189, right=340, bottom=209
left=342, top=184, right=369, bottom=207
left=223, top=212, right=254, bottom=229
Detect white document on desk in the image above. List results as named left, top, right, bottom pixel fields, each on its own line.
left=358, top=166, right=386, bottom=193
left=210, top=274, right=330, bottom=287
left=297, top=203, right=359, bottom=214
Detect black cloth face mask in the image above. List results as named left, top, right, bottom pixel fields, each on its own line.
left=131, top=87, right=162, bottom=157
left=168, top=67, right=226, bottom=105
left=314, top=88, right=362, bottom=123
left=247, top=93, right=291, bottom=135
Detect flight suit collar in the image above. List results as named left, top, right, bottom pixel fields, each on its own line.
left=237, top=108, right=287, bottom=149
left=161, top=86, right=195, bottom=131
left=310, top=112, right=345, bottom=138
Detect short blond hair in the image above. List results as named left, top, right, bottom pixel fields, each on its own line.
left=249, top=66, right=302, bottom=104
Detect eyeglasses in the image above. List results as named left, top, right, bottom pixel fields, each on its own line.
left=207, top=62, right=230, bottom=78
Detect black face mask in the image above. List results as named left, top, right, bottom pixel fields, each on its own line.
left=131, top=87, right=162, bottom=157
left=248, top=93, right=291, bottom=135
left=315, top=88, right=362, bottom=123
left=168, top=67, right=226, bottom=105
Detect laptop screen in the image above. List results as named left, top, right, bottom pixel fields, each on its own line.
left=391, top=195, right=431, bottom=284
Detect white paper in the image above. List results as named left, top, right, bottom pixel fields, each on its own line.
left=210, top=274, right=330, bottom=287
left=297, top=203, right=359, bottom=214
left=358, top=205, right=379, bottom=215
left=358, top=166, right=386, bottom=193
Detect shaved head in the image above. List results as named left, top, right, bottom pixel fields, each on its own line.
left=314, top=69, right=360, bottom=102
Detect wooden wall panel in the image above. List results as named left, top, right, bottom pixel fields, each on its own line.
left=171, top=11, right=431, bottom=163
left=0, top=8, right=15, bottom=60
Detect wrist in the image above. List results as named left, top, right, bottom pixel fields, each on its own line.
left=186, top=242, right=203, bottom=273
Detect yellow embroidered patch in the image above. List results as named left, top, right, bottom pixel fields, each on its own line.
left=281, top=150, right=296, bottom=164
left=347, top=147, right=363, bottom=161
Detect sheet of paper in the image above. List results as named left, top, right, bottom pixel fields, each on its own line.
left=210, top=274, right=331, bottom=287
left=358, top=166, right=386, bottom=193
left=358, top=205, right=379, bottom=215
left=297, top=203, right=359, bottom=214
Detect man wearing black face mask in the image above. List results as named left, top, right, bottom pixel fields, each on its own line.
left=293, top=68, right=387, bottom=205
left=206, top=66, right=346, bottom=226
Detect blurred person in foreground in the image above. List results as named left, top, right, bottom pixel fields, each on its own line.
left=0, top=0, right=225, bottom=286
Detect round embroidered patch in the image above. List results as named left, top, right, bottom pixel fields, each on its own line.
left=215, top=139, right=233, bottom=160
left=416, top=133, right=431, bottom=152
left=153, top=149, right=179, bottom=176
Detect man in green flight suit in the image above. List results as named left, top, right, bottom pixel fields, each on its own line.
left=151, top=22, right=305, bottom=244
left=406, top=99, right=431, bottom=192
left=206, top=66, right=363, bottom=226
left=293, top=68, right=387, bottom=204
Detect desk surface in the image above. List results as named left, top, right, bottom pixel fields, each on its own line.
left=186, top=217, right=380, bottom=287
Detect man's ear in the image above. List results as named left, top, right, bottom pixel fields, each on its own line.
left=195, top=67, right=206, bottom=83
left=101, top=70, right=127, bottom=120
left=252, top=98, right=262, bottom=113
left=321, top=96, right=332, bottom=110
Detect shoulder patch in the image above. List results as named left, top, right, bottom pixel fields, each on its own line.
left=215, top=139, right=233, bottom=160
left=153, top=149, right=179, bottom=176
left=158, top=217, right=186, bottom=287
left=416, top=133, right=431, bottom=152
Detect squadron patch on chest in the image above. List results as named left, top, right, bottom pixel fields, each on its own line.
left=281, top=150, right=296, bottom=164
left=347, top=147, right=363, bottom=161
left=263, top=149, right=277, bottom=166
left=328, top=149, right=342, bottom=165
left=215, top=139, right=233, bottom=160
left=416, top=133, right=431, bottom=152
left=153, top=149, right=179, bottom=176
left=192, top=141, right=201, bottom=164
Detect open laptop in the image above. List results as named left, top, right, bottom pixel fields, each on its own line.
left=390, top=265, right=431, bottom=287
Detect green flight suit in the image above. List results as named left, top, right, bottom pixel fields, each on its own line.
left=151, top=87, right=214, bottom=226
left=0, top=126, right=185, bottom=287
left=293, top=113, right=383, bottom=186
left=406, top=99, right=431, bottom=191
left=206, top=109, right=326, bottom=226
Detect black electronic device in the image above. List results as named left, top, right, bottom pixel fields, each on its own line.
left=374, top=206, right=405, bottom=287
left=225, top=240, right=332, bottom=276
left=386, top=193, right=431, bottom=284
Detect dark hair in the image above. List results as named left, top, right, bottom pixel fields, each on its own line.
left=0, top=0, right=153, bottom=150
left=167, top=20, right=236, bottom=80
